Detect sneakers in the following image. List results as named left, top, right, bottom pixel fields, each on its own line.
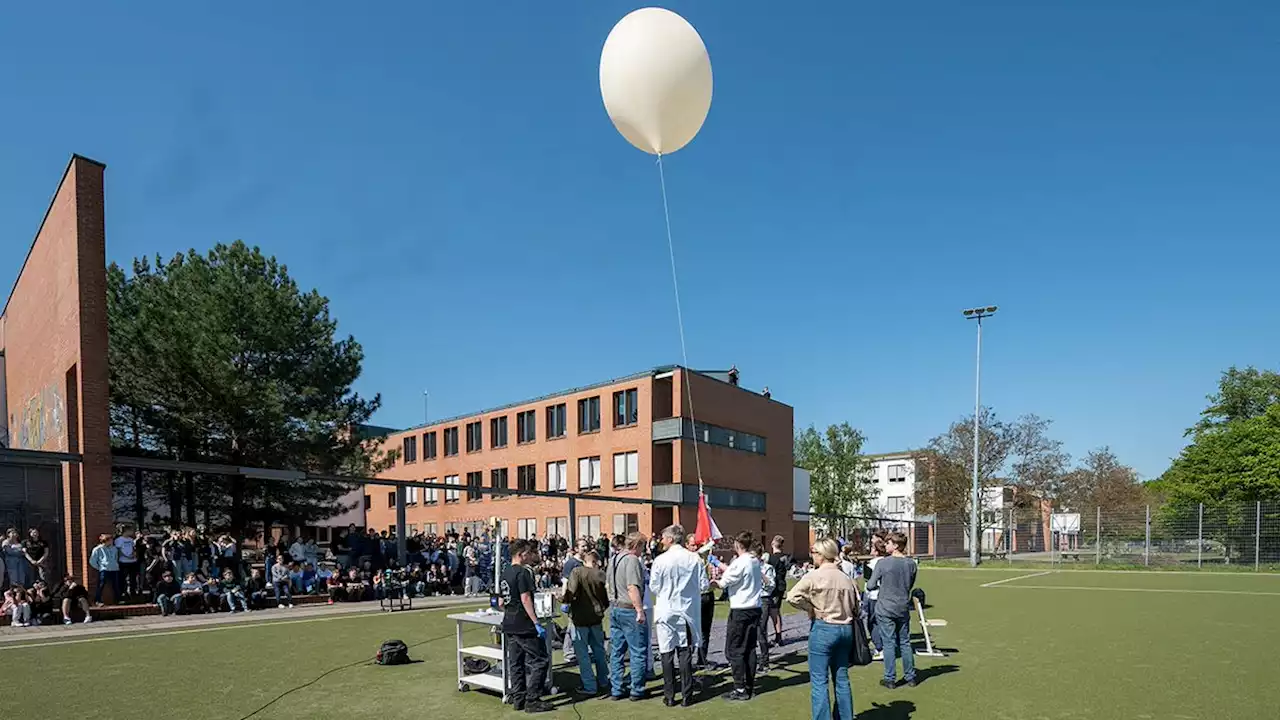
left=904, top=677, right=918, bottom=688
left=722, top=690, right=752, bottom=702
left=523, top=700, right=554, bottom=714
left=328, top=599, right=334, bottom=605
left=13, top=621, right=28, bottom=628
left=288, top=603, right=294, bottom=608
left=83, top=616, right=94, bottom=624
left=63, top=619, right=73, bottom=625
left=880, top=679, right=897, bottom=690
left=872, top=651, right=884, bottom=661
left=278, top=604, right=286, bottom=609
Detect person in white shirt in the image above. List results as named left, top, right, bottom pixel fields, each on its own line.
left=750, top=543, right=777, bottom=674
left=648, top=524, right=707, bottom=707
left=712, top=530, right=763, bottom=702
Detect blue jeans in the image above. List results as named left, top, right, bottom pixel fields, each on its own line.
left=879, top=614, right=915, bottom=682
left=94, top=569, right=120, bottom=604
left=572, top=624, right=609, bottom=694
left=608, top=608, right=647, bottom=698
left=156, top=595, right=180, bottom=616
left=273, top=581, right=293, bottom=605
left=809, top=621, right=854, bottom=720
left=225, top=591, right=249, bottom=612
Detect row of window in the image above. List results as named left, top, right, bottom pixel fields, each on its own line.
left=399, top=389, right=639, bottom=464
left=376, top=451, right=642, bottom=508
left=398, top=514, right=640, bottom=541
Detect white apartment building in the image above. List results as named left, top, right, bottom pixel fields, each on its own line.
left=866, top=452, right=919, bottom=521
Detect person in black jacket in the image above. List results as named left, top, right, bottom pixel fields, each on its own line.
left=154, top=570, right=182, bottom=616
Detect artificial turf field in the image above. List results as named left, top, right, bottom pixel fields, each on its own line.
left=5, top=567, right=1278, bottom=720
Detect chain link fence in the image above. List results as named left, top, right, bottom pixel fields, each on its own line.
left=928, top=501, right=1280, bottom=570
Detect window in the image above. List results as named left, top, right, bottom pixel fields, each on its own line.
left=315, top=527, right=331, bottom=544
left=424, top=478, right=439, bottom=504
left=888, top=464, right=908, bottom=482
left=443, top=427, right=459, bottom=456
left=687, top=420, right=768, bottom=456
left=490, top=416, right=508, bottom=449
left=490, top=468, right=509, bottom=497
left=444, top=475, right=460, bottom=503
left=466, top=471, right=484, bottom=502
left=547, top=461, right=567, bottom=492
left=517, top=464, right=536, bottom=493
left=424, top=431, right=438, bottom=459
left=363, top=495, right=371, bottom=510
left=444, top=522, right=458, bottom=535
left=578, top=456, right=601, bottom=491
left=466, top=421, right=483, bottom=453
left=407, top=523, right=418, bottom=535
left=497, top=519, right=510, bottom=538
left=546, top=403, right=567, bottom=439
left=403, top=436, right=418, bottom=463
left=406, top=486, right=420, bottom=505
left=886, top=496, right=907, bottom=514
left=613, top=513, right=639, bottom=535
left=517, top=518, right=538, bottom=539
left=517, top=410, right=537, bottom=444
left=613, top=451, right=640, bottom=488
left=578, top=396, right=600, bottom=434
left=387, top=491, right=396, bottom=508
left=578, top=515, right=602, bottom=539
left=546, top=517, right=570, bottom=539
left=425, top=523, right=438, bottom=536
left=613, top=388, right=638, bottom=427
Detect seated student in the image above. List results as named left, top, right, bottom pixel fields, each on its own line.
left=372, top=570, right=387, bottom=600
left=270, top=560, right=295, bottom=608
left=3, top=588, right=34, bottom=627
left=245, top=568, right=269, bottom=609
left=202, top=574, right=223, bottom=612
left=154, top=570, right=183, bottom=617
left=52, top=575, right=93, bottom=624
left=180, top=573, right=208, bottom=614
left=344, top=567, right=367, bottom=602
left=220, top=569, right=250, bottom=613
left=30, top=581, right=57, bottom=626
left=326, top=570, right=347, bottom=605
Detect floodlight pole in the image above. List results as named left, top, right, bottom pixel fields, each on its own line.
left=963, top=306, right=998, bottom=568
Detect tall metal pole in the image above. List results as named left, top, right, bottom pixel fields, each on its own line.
left=970, top=315, right=983, bottom=567
left=1144, top=504, right=1151, bottom=567
left=423, top=391, right=429, bottom=425
left=1095, top=506, right=1101, bottom=565
left=1256, top=501, right=1262, bottom=571
left=1197, top=503, right=1203, bottom=569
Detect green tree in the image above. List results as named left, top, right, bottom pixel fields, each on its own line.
left=1162, top=404, right=1280, bottom=506
left=107, top=241, right=394, bottom=532
left=794, top=423, right=876, bottom=534
left=1188, top=366, right=1280, bottom=438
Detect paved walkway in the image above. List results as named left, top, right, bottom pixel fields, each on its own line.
left=0, top=595, right=478, bottom=648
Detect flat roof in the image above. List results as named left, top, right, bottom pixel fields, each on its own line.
left=387, top=364, right=790, bottom=438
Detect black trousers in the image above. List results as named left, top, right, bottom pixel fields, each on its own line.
left=698, top=592, right=715, bottom=664
left=757, top=597, right=772, bottom=668
left=661, top=633, right=694, bottom=705
left=504, top=633, right=550, bottom=708
left=725, top=608, right=761, bottom=695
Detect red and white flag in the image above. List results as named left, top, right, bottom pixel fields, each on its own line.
left=694, top=492, right=722, bottom=547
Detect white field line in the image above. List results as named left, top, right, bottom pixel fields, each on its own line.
left=0, top=601, right=475, bottom=652
left=924, top=566, right=1280, bottom=577
left=988, top=584, right=1280, bottom=597
left=979, top=570, right=1055, bottom=588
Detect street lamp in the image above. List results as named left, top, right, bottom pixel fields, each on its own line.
left=423, top=390, right=429, bottom=425
left=962, top=305, right=998, bottom=567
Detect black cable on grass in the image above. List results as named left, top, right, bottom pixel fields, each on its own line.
left=234, top=632, right=456, bottom=720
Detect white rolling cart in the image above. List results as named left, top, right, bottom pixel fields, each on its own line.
left=449, top=593, right=560, bottom=701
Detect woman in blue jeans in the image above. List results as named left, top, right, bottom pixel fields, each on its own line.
left=786, top=538, right=860, bottom=720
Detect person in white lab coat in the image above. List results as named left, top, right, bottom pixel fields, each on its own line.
left=648, top=524, right=707, bottom=707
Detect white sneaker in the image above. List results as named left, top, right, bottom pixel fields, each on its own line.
left=288, top=604, right=294, bottom=608
left=84, top=616, right=94, bottom=624
left=872, top=651, right=884, bottom=661
left=278, top=604, right=285, bottom=609
left=14, top=622, right=27, bottom=627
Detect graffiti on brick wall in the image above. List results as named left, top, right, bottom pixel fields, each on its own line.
left=11, top=385, right=64, bottom=451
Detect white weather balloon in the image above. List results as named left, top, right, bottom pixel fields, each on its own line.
left=599, top=7, right=713, bottom=155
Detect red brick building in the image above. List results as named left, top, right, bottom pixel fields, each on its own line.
left=0, top=155, right=113, bottom=583
left=364, top=367, right=801, bottom=550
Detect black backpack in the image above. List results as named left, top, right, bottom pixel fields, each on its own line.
left=376, top=639, right=410, bottom=666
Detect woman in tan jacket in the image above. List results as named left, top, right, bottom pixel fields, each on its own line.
left=787, top=538, right=860, bottom=720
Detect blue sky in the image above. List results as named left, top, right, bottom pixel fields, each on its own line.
left=2, top=2, right=1277, bottom=479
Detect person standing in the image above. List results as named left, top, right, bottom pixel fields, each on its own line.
left=862, top=538, right=887, bottom=660
left=23, top=528, right=50, bottom=585
left=766, top=535, right=791, bottom=646
left=751, top=543, right=777, bottom=674
left=787, top=538, right=859, bottom=720
left=88, top=533, right=120, bottom=605
left=606, top=532, right=648, bottom=701
left=685, top=535, right=718, bottom=668
left=560, top=540, right=585, bottom=663
left=714, top=530, right=763, bottom=702
left=562, top=549, right=609, bottom=698
left=500, top=539, right=552, bottom=713
left=866, top=531, right=917, bottom=689
left=115, top=527, right=140, bottom=599
left=2, top=528, right=28, bottom=590
left=648, top=525, right=706, bottom=707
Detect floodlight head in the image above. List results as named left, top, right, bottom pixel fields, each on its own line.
left=986, top=306, right=998, bottom=314
left=962, top=309, right=975, bottom=317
